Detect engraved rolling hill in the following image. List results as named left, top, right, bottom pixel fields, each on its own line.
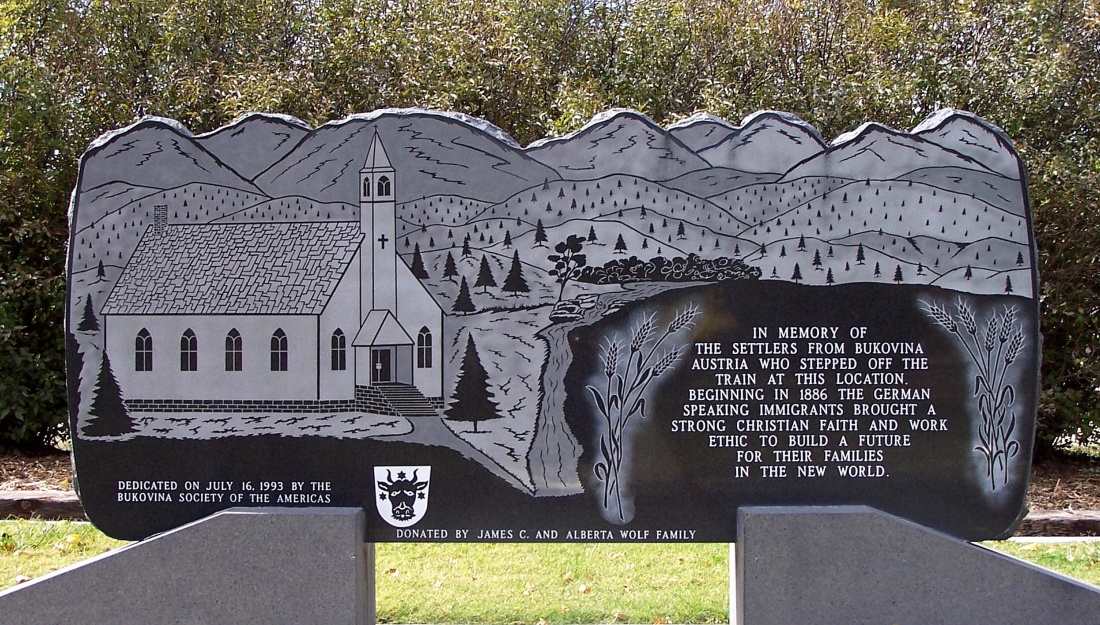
left=195, top=113, right=310, bottom=181
left=254, top=110, right=560, bottom=205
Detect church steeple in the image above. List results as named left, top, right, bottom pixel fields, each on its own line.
left=360, top=132, right=394, bottom=203
left=362, top=133, right=393, bottom=176
left=360, top=133, right=397, bottom=312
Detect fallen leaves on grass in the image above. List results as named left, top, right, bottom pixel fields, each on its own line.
left=53, top=534, right=81, bottom=551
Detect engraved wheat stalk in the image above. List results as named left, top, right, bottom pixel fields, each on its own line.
left=922, top=299, right=1025, bottom=490
left=588, top=304, right=697, bottom=523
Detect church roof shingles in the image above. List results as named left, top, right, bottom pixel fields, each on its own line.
left=102, top=222, right=363, bottom=316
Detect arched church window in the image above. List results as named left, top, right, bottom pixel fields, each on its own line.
left=377, top=175, right=391, bottom=197
left=270, top=329, right=288, bottom=371
left=331, top=329, right=346, bottom=371
left=362, top=178, right=371, bottom=198
left=180, top=329, right=198, bottom=372
left=135, top=329, right=153, bottom=372
left=225, top=329, right=242, bottom=372
left=417, top=327, right=432, bottom=369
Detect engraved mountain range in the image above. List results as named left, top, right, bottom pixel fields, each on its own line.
left=70, top=108, right=1032, bottom=303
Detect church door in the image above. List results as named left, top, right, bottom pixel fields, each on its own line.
left=371, top=348, right=392, bottom=383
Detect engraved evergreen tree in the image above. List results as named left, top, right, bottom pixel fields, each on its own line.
left=534, top=219, right=548, bottom=247
left=442, top=251, right=458, bottom=282
left=409, top=243, right=429, bottom=279
left=614, top=234, right=628, bottom=254
left=452, top=277, right=476, bottom=314
left=446, top=335, right=501, bottom=433
left=77, top=295, right=100, bottom=332
left=475, top=255, right=497, bottom=294
left=84, top=352, right=135, bottom=437
left=502, top=251, right=529, bottom=297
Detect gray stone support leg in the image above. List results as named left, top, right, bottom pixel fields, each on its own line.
left=735, top=506, right=1100, bottom=625
left=0, top=507, right=373, bottom=625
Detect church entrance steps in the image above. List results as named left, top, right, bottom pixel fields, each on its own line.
left=370, top=383, right=441, bottom=417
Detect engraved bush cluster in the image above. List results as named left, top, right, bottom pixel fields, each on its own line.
left=924, top=298, right=1025, bottom=490
left=587, top=304, right=698, bottom=523
left=575, top=254, right=762, bottom=285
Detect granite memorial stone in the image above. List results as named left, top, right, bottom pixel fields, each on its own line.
left=66, top=108, right=1039, bottom=541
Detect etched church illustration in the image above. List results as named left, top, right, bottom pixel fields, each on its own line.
left=99, top=134, right=445, bottom=416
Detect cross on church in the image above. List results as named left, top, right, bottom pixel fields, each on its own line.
left=377, top=234, right=389, bottom=249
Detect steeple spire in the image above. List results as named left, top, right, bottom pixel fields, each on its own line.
left=362, top=132, right=392, bottom=171
left=360, top=132, right=397, bottom=313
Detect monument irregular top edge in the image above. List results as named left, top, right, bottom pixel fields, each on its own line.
left=194, top=112, right=312, bottom=138
left=525, top=107, right=664, bottom=150
left=912, top=107, right=1013, bottom=144
left=667, top=111, right=738, bottom=130
left=831, top=111, right=1015, bottom=151
left=329, top=107, right=524, bottom=149
left=87, top=115, right=194, bottom=150
left=831, top=121, right=896, bottom=148
left=81, top=107, right=1017, bottom=162
left=668, top=109, right=828, bottom=147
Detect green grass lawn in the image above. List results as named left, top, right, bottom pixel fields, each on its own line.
left=985, top=540, right=1100, bottom=587
left=374, top=542, right=728, bottom=624
left=2, top=520, right=1098, bottom=623
left=0, top=520, right=129, bottom=589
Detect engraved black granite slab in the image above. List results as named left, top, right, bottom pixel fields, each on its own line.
left=66, top=108, right=1039, bottom=541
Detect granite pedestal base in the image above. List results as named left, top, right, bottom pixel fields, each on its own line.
left=0, top=507, right=372, bottom=625
left=736, top=505, right=1100, bottom=625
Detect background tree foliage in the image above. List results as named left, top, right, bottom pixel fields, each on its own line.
left=2, top=0, right=1098, bottom=453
